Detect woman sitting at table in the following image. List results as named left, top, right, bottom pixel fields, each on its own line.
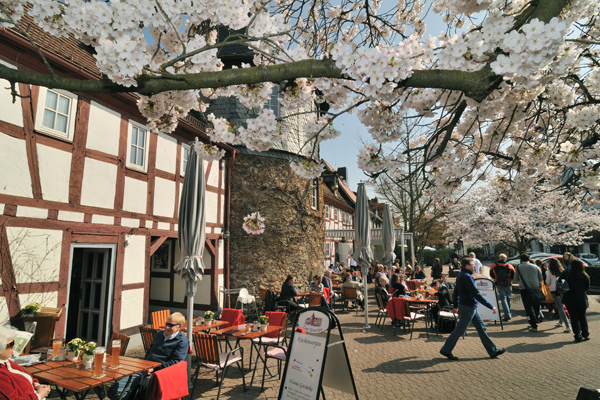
left=342, top=274, right=364, bottom=309
left=278, top=274, right=299, bottom=312
left=309, top=275, right=331, bottom=310
left=390, top=273, right=406, bottom=297
left=412, top=265, right=426, bottom=281
left=0, top=326, right=52, bottom=400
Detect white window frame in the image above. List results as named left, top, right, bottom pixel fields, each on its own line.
left=343, top=212, right=347, bottom=225
left=34, top=87, right=78, bottom=141
left=126, top=120, right=150, bottom=172
left=325, top=242, right=330, bottom=258
left=310, top=178, right=318, bottom=210
left=325, top=205, right=329, bottom=220
left=181, top=143, right=190, bottom=176
left=334, top=208, right=338, bottom=221
left=265, top=85, right=283, bottom=118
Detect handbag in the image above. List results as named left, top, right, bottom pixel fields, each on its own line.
left=518, top=266, right=546, bottom=303
left=556, top=271, right=570, bottom=295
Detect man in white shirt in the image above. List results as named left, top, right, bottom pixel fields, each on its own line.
left=469, top=252, right=483, bottom=274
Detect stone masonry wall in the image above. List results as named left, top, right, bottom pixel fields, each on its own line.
left=229, top=154, right=324, bottom=293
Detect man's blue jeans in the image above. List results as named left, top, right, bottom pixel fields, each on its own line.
left=441, top=304, right=499, bottom=357
left=496, top=285, right=512, bottom=318
left=107, top=372, right=144, bottom=400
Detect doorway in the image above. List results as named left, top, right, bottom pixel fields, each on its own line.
left=65, top=244, right=116, bottom=346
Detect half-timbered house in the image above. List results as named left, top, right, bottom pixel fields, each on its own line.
left=0, top=17, right=233, bottom=346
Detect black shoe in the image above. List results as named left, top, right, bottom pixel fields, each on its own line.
left=583, top=336, right=590, bottom=341
left=575, top=336, right=583, bottom=342
left=440, top=350, right=458, bottom=361
left=490, top=348, right=506, bottom=358
left=502, top=316, right=511, bottom=321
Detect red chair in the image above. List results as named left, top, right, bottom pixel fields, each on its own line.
left=323, top=287, right=330, bottom=304
left=406, top=281, right=415, bottom=291
left=220, top=308, right=245, bottom=329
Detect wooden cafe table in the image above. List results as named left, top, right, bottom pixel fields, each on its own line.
left=211, top=324, right=281, bottom=386
left=160, top=318, right=228, bottom=333
left=25, top=356, right=160, bottom=400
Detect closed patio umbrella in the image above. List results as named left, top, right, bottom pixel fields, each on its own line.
left=353, top=183, right=374, bottom=328
left=174, top=139, right=206, bottom=346
left=382, top=204, right=395, bottom=280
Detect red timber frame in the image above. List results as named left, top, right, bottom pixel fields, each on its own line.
left=0, top=31, right=235, bottom=337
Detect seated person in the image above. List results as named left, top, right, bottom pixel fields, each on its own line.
left=342, top=274, right=364, bottom=309
left=309, top=275, right=330, bottom=310
left=405, top=266, right=413, bottom=278
left=0, top=326, right=52, bottom=400
left=375, top=265, right=388, bottom=284
left=107, top=312, right=189, bottom=400
left=278, top=275, right=299, bottom=312
left=451, top=257, right=460, bottom=270
left=412, top=265, right=426, bottom=280
left=440, top=273, right=454, bottom=289
left=333, top=262, right=342, bottom=273
left=430, top=280, right=454, bottom=328
left=389, top=273, right=406, bottom=297
left=375, top=277, right=390, bottom=307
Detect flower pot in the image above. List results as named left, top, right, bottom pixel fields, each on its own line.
left=261, top=324, right=268, bottom=331
left=204, top=319, right=212, bottom=325
left=82, top=355, right=94, bottom=370
left=67, top=351, right=79, bottom=362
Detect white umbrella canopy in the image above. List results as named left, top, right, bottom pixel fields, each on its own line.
left=353, top=183, right=374, bottom=328
left=382, top=204, right=395, bottom=279
left=174, top=140, right=206, bottom=345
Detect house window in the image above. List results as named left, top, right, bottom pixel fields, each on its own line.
left=310, top=179, right=318, bottom=210
left=325, top=242, right=330, bottom=258
left=181, top=144, right=190, bottom=175
left=334, top=208, right=338, bottom=221
left=343, top=212, right=347, bottom=225
left=127, top=121, right=149, bottom=171
left=34, top=88, right=78, bottom=140
left=325, top=205, right=329, bottom=219
left=265, top=86, right=282, bottom=118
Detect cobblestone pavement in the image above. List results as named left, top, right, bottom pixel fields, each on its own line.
left=48, top=285, right=600, bottom=400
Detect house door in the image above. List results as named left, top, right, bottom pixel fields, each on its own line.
left=77, top=249, right=109, bottom=342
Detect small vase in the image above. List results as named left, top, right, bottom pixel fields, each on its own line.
left=82, top=355, right=93, bottom=370
left=261, top=324, right=268, bottom=331
left=67, top=351, right=79, bottom=362
left=204, top=319, right=212, bottom=325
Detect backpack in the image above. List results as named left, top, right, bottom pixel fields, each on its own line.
left=494, top=263, right=511, bottom=287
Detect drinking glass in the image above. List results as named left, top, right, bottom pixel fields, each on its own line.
left=52, top=340, right=62, bottom=361
left=92, top=347, right=106, bottom=378
left=110, top=340, right=121, bottom=369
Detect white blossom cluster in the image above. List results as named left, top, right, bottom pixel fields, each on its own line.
left=303, top=116, right=341, bottom=143
left=237, top=109, right=281, bottom=152
left=357, top=145, right=404, bottom=174
left=206, top=114, right=238, bottom=144
left=242, top=212, right=266, bottom=235
left=279, top=78, right=315, bottom=110
left=137, top=90, right=203, bottom=133
left=289, top=160, right=324, bottom=179
left=194, top=142, right=226, bottom=162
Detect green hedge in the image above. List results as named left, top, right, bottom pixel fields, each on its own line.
left=395, top=249, right=454, bottom=267
left=587, top=266, right=600, bottom=286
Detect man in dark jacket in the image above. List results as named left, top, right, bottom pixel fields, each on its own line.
left=440, top=258, right=506, bottom=361
left=490, top=253, right=516, bottom=321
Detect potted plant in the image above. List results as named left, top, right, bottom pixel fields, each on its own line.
left=81, top=342, right=96, bottom=369
left=259, top=315, right=269, bottom=331
left=204, top=311, right=214, bottom=324
left=19, top=302, right=40, bottom=317
left=66, top=338, right=84, bottom=361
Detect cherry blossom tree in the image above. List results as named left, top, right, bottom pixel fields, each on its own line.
left=444, top=185, right=600, bottom=254
left=0, top=0, right=599, bottom=200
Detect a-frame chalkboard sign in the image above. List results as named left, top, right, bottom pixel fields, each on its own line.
left=278, top=306, right=358, bottom=400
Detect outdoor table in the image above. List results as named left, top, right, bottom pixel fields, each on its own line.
left=211, top=324, right=281, bottom=385
left=26, top=356, right=159, bottom=400
left=273, top=289, right=310, bottom=296
left=182, top=319, right=228, bottom=333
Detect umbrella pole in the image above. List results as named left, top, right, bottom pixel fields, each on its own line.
left=187, top=296, right=194, bottom=345
left=362, top=265, right=370, bottom=329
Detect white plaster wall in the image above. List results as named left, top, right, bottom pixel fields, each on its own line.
left=157, top=222, right=170, bottom=231
left=219, top=194, right=225, bottom=224
left=37, top=144, right=72, bottom=203
left=205, top=191, right=218, bottom=224
left=19, top=291, right=58, bottom=311
left=155, top=133, right=177, bottom=175
left=92, top=215, right=114, bottom=225
left=203, top=248, right=212, bottom=270
left=207, top=161, right=219, bottom=187
left=0, top=61, right=23, bottom=128
left=0, top=297, right=8, bottom=325
left=193, top=274, right=211, bottom=305
left=153, top=178, right=175, bottom=217
left=0, top=135, right=33, bottom=198
left=16, top=206, right=47, bottom=219
left=86, top=101, right=121, bottom=156
left=218, top=274, right=224, bottom=310
left=122, top=235, right=145, bottom=284
left=150, top=277, right=170, bottom=301
left=120, top=288, right=144, bottom=329
left=7, top=228, right=62, bottom=284
left=0, top=204, right=4, bottom=215
left=122, top=177, right=147, bottom=214
left=218, top=239, right=224, bottom=270
left=57, top=211, right=85, bottom=223
left=121, top=218, right=139, bottom=228
left=80, top=158, right=117, bottom=209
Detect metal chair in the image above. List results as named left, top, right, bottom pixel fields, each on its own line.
left=260, top=344, right=287, bottom=391
left=375, top=293, right=389, bottom=331
left=342, top=286, right=359, bottom=314
left=138, top=326, right=157, bottom=353
left=151, top=309, right=170, bottom=329
left=437, top=306, right=462, bottom=337
left=191, top=333, right=246, bottom=400
left=107, top=331, right=130, bottom=356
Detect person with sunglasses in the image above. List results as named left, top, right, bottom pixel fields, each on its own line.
left=108, top=312, right=189, bottom=400
left=0, top=326, right=52, bottom=400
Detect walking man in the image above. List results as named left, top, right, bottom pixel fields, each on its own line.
left=440, top=258, right=506, bottom=361
left=469, top=252, right=483, bottom=274
left=514, top=254, right=544, bottom=331
left=490, top=253, right=515, bottom=321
